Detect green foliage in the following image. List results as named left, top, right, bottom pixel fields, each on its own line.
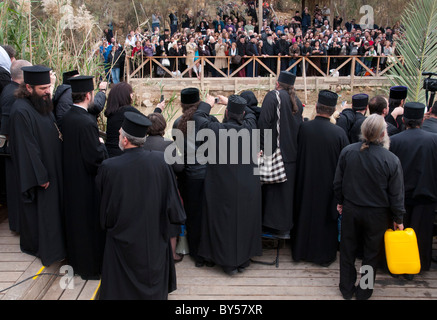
left=0, top=0, right=104, bottom=87
left=387, top=0, right=437, bottom=104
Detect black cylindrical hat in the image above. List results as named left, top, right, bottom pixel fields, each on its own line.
left=403, top=102, right=425, bottom=119
left=227, top=95, right=247, bottom=114
left=122, top=112, right=152, bottom=138
left=352, top=93, right=369, bottom=111
left=69, top=75, right=94, bottom=93
left=22, top=65, right=52, bottom=86
left=181, top=87, right=200, bottom=104
left=278, top=71, right=296, bottom=86
left=62, top=70, right=79, bottom=85
left=317, top=90, right=338, bottom=107
left=389, top=86, right=408, bottom=100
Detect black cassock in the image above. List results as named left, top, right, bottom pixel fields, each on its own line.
left=349, top=115, right=399, bottom=143
left=258, top=89, right=303, bottom=233
left=389, top=128, right=437, bottom=271
left=0, top=81, right=22, bottom=232
left=9, top=98, right=66, bottom=266
left=96, top=148, right=186, bottom=300
left=292, top=116, right=349, bottom=265
left=193, top=103, right=262, bottom=269
left=60, top=106, right=108, bottom=278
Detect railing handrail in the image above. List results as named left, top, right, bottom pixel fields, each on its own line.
left=125, top=55, right=403, bottom=82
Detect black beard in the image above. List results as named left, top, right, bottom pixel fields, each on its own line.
left=29, top=91, right=53, bottom=115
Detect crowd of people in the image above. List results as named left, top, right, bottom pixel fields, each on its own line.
left=0, top=4, right=436, bottom=301
left=98, top=3, right=401, bottom=82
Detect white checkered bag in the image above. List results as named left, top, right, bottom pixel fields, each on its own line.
left=258, top=90, right=287, bottom=184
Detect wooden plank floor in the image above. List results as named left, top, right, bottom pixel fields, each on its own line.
left=170, top=238, right=437, bottom=300
left=0, top=213, right=99, bottom=300
left=1, top=205, right=436, bottom=300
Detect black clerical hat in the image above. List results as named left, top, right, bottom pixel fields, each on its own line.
left=62, top=70, right=79, bottom=84
left=122, top=112, right=152, bottom=138
left=69, top=75, right=94, bottom=93
left=227, top=95, right=247, bottom=114
left=181, top=87, right=200, bottom=104
left=352, top=93, right=369, bottom=111
left=22, top=65, right=51, bottom=86
left=389, top=86, right=408, bottom=100
left=403, top=102, right=425, bottom=120
left=318, top=90, right=338, bottom=107
left=278, top=71, right=296, bottom=86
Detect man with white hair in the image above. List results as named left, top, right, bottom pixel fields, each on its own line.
left=333, top=114, right=405, bottom=300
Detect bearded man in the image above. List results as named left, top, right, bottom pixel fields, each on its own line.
left=9, top=65, right=66, bottom=266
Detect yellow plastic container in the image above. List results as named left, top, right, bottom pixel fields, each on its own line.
left=384, top=228, right=421, bottom=274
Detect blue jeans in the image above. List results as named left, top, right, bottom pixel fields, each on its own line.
left=289, top=58, right=298, bottom=75
left=111, top=68, right=120, bottom=84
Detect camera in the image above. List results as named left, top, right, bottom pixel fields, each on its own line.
left=423, top=72, right=437, bottom=92
left=423, top=72, right=437, bottom=111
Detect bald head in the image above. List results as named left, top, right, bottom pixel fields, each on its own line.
left=11, top=60, right=32, bottom=83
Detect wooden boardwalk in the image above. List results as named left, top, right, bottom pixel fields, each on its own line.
left=1, top=204, right=436, bottom=300
left=170, top=239, right=437, bottom=300
left=0, top=206, right=99, bottom=300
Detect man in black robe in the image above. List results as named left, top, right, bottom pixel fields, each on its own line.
left=292, top=90, right=349, bottom=267
left=261, top=33, right=277, bottom=75
left=389, top=102, right=437, bottom=275
left=336, top=94, right=368, bottom=143
left=386, top=85, right=408, bottom=133
left=60, top=75, right=108, bottom=280
left=347, top=94, right=369, bottom=143
left=334, top=114, right=405, bottom=300
left=97, top=112, right=186, bottom=300
left=258, top=71, right=303, bottom=239
left=53, top=70, right=107, bottom=124
left=0, top=59, right=32, bottom=232
left=9, top=65, right=66, bottom=266
left=367, top=95, right=399, bottom=136
left=193, top=94, right=262, bottom=275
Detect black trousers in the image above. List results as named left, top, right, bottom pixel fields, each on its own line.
left=405, top=202, right=437, bottom=271
left=339, top=202, right=391, bottom=299
left=179, top=176, right=205, bottom=263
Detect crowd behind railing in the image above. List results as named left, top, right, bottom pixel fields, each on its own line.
left=96, top=2, right=403, bottom=82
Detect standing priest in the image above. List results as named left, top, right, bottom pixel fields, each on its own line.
left=389, top=102, right=437, bottom=274
left=9, top=65, right=66, bottom=266
left=292, top=90, right=349, bottom=267
left=60, top=75, right=108, bottom=280
left=193, top=94, right=262, bottom=275
left=258, top=71, right=304, bottom=239
left=97, top=112, right=186, bottom=300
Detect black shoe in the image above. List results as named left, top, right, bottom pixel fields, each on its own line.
left=403, top=274, right=415, bottom=281
left=356, top=287, right=373, bottom=300
left=195, top=261, right=205, bottom=268
left=222, top=266, right=238, bottom=276
left=238, top=260, right=250, bottom=272
left=341, top=286, right=356, bottom=300
left=80, top=274, right=100, bottom=281
left=320, top=260, right=334, bottom=267
left=205, top=261, right=215, bottom=267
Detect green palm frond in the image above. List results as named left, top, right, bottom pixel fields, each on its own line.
left=388, top=0, right=437, bottom=104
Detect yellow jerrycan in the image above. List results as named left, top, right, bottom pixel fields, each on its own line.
left=384, top=228, right=421, bottom=275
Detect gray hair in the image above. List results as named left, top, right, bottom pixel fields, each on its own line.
left=360, top=114, right=390, bottom=150
left=119, top=128, right=147, bottom=148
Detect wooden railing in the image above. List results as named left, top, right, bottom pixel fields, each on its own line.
left=126, top=55, right=403, bottom=82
